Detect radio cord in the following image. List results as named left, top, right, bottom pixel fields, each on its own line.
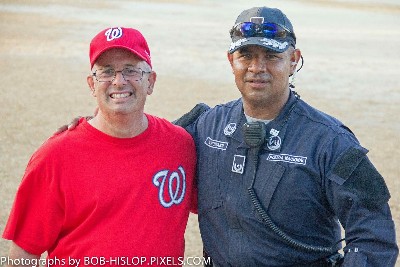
left=244, top=121, right=341, bottom=254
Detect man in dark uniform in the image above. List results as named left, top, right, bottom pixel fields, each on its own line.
left=182, top=6, right=398, bottom=267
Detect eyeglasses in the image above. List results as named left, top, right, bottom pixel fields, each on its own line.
left=230, top=22, right=295, bottom=40
left=92, top=67, right=151, bottom=82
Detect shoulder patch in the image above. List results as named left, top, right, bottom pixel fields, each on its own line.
left=334, top=148, right=390, bottom=209
left=332, top=147, right=365, bottom=180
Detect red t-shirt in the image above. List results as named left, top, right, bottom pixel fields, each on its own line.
left=3, top=115, right=197, bottom=266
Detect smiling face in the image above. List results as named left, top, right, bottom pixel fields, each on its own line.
left=228, top=45, right=300, bottom=119
left=87, top=48, right=156, bottom=118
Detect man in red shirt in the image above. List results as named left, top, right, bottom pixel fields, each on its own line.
left=3, top=27, right=197, bottom=267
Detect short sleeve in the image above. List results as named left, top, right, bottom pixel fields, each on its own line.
left=2, top=147, right=65, bottom=255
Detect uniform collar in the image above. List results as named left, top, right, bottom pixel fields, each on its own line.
left=226, top=91, right=300, bottom=152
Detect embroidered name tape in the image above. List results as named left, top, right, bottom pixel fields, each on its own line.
left=205, top=137, right=228, bottom=150
left=267, top=153, right=307, bottom=165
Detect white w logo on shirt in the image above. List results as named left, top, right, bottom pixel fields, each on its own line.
left=153, top=166, right=186, bottom=208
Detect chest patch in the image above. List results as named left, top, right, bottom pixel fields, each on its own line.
left=232, top=155, right=246, bottom=174
left=266, top=153, right=307, bottom=165
left=224, top=123, right=237, bottom=136
left=204, top=137, right=228, bottom=150
left=267, top=128, right=281, bottom=151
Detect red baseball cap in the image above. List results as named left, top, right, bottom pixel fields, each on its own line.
left=89, top=27, right=152, bottom=68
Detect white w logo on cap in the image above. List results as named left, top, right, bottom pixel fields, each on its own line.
left=105, top=27, right=123, bottom=41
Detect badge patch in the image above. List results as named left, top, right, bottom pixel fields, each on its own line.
left=267, top=154, right=307, bottom=165
left=267, top=136, right=281, bottom=150
left=267, top=128, right=281, bottom=150
left=224, top=123, right=237, bottom=136
left=232, top=155, right=246, bottom=174
left=205, top=137, right=228, bottom=150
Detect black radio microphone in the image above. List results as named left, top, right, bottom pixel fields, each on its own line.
left=242, top=121, right=266, bottom=149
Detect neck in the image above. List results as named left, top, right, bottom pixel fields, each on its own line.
left=243, top=90, right=290, bottom=120
left=89, top=111, right=148, bottom=138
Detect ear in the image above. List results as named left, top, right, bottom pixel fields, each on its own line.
left=87, top=75, right=96, bottom=96
left=227, top=52, right=234, bottom=73
left=290, top=48, right=302, bottom=75
left=146, top=71, right=157, bottom=95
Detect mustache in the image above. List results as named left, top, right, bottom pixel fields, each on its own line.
left=244, top=74, right=270, bottom=83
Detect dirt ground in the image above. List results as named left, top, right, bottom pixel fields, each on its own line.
left=0, top=0, right=399, bottom=265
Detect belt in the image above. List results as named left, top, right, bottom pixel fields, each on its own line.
left=288, top=258, right=331, bottom=267
left=289, top=253, right=344, bottom=267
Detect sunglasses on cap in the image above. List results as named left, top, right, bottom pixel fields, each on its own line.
left=230, top=22, right=295, bottom=40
